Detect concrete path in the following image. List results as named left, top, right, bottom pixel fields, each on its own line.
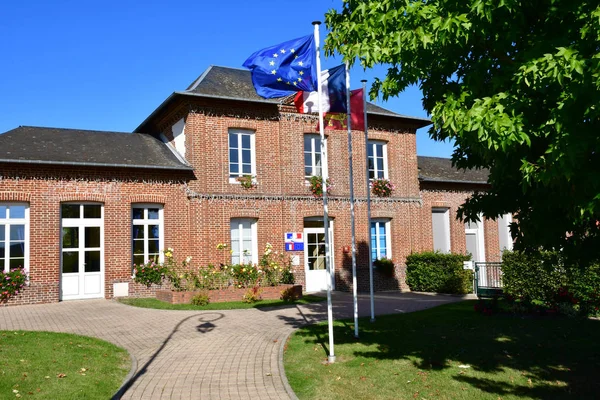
left=0, top=292, right=472, bottom=399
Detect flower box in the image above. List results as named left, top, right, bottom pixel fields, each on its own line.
left=156, top=284, right=303, bottom=304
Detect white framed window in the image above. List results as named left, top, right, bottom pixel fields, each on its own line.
left=230, top=218, right=257, bottom=265
left=465, top=215, right=486, bottom=262
left=132, top=205, right=164, bottom=266
left=0, top=204, right=29, bottom=273
left=367, top=140, right=388, bottom=180
left=432, top=208, right=451, bottom=253
left=304, top=134, right=322, bottom=178
left=371, top=219, right=391, bottom=261
left=228, top=128, right=256, bottom=183
left=498, top=214, right=513, bottom=253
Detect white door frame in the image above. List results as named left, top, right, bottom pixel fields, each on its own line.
left=303, top=222, right=335, bottom=292
left=465, top=214, right=486, bottom=263
left=60, top=203, right=105, bottom=300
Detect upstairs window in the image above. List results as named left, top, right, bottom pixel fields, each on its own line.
left=0, top=204, right=28, bottom=272
left=367, top=140, right=388, bottom=179
left=304, top=134, right=322, bottom=178
left=229, top=129, right=255, bottom=182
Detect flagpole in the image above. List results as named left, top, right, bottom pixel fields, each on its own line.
left=313, top=20, right=335, bottom=363
left=362, top=79, right=375, bottom=322
left=345, top=62, right=359, bottom=338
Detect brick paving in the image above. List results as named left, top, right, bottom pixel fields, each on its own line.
left=0, top=292, right=471, bottom=399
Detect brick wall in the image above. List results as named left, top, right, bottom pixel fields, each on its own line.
left=1, top=98, right=502, bottom=306
left=0, top=164, right=193, bottom=305
left=156, top=284, right=302, bottom=304
left=418, top=182, right=503, bottom=262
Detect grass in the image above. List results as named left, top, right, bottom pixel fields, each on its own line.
left=117, top=295, right=326, bottom=310
left=284, top=301, right=600, bottom=400
left=0, top=331, right=129, bottom=400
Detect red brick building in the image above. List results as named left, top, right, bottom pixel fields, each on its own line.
left=0, top=66, right=512, bottom=305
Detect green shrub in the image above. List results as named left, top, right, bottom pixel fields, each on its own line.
left=280, top=287, right=299, bottom=302
left=406, top=252, right=473, bottom=294
left=0, top=267, right=28, bottom=302
left=190, top=291, right=210, bottom=306
left=501, top=250, right=565, bottom=304
left=242, top=286, right=263, bottom=303
left=280, top=268, right=295, bottom=284
left=502, top=251, right=600, bottom=317
left=133, top=260, right=166, bottom=288
left=374, top=257, right=395, bottom=277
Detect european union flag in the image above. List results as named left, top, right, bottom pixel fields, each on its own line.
left=243, top=35, right=318, bottom=99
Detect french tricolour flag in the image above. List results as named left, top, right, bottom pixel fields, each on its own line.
left=294, top=64, right=347, bottom=114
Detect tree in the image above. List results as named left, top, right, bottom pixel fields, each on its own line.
left=325, top=0, right=600, bottom=263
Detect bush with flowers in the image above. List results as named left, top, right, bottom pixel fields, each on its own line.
left=259, top=243, right=293, bottom=286
left=308, top=176, right=333, bottom=198
left=236, top=175, right=257, bottom=189
left=1, top=267, right=28, bottom=302
left=242, top=286, right=263, bottom=303
left=153, top=244, right=295, bottom=293
left=133, top=259, right=167, bottom=288
left=371, top=178, right=395, bottom=197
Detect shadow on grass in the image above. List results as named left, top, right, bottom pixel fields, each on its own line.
left=290, top=301, right=600, bottom=399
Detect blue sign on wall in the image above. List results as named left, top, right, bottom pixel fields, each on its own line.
left=285, top=232, right=304, bottom=251
left=285, top=242, right=304, bottom=252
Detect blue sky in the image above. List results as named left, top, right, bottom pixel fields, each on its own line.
left=0, top=0, right=454, bottom=157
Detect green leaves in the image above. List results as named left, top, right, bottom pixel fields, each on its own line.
left=326, top=0, right=600, bottom=262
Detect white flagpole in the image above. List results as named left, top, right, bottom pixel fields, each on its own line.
left=345, top=62, right=359, bottom=338
left=313, top=20, right=335, bottom=363
left=362, top=79, right=375, bottom=322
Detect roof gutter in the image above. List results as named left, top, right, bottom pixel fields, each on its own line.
left=419, top=177, right=489, bottom=185
left=134, top=92, right=177, bottom=133
left=0, top=158, right=194, bottom=171
left=135, top=91, right=431, bottom=133
left=176, top=91, right=432, bottom=122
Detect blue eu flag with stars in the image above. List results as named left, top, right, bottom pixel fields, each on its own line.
left=243, top=35, right=318, bottom=99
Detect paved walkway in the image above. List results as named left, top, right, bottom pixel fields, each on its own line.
left=0, top=292, right=472, bottom=399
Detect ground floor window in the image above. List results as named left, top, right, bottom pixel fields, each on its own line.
left=371, top=219, right=391, bottom=261
left=132, top=205, right=164, bottom=266
left=0, top=204, right=28, bottom=272
left=230, top=218, right=257, bottom=265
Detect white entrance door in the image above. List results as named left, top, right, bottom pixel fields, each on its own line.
left=465, top=216, right=486, bottom=285
left=304, top=223, right=334, bottom=292
left=61, top=204, right=104, bottom=300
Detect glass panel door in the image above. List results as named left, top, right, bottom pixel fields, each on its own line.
left=61, top=204, right=103, bottom=300
left=303, top=221, right=334, bottom=292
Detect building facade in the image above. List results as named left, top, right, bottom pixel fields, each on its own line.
left=0, top=66, right=511, bottom=305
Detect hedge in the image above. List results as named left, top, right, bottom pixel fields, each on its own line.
left=501, top=251, right=565, bottom=304
left=406, top=252, right=473, bottom=294
left=502, top=250, right=600, bottom=316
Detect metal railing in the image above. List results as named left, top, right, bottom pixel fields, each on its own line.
left=474, top=262, right=503, bottom=297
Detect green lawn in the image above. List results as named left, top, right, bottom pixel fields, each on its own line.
left=284, top=301, right=600, bottom=400
left=117, top=295, right=325, bottom=310
left=0, top=331, right=129, bottom=400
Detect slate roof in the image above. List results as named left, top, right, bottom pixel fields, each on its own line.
left=0, top=126, right=193, bottom=171
left=184, top=65, right=431, bottom=122
left=417, top=156, right=489, bottom=184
